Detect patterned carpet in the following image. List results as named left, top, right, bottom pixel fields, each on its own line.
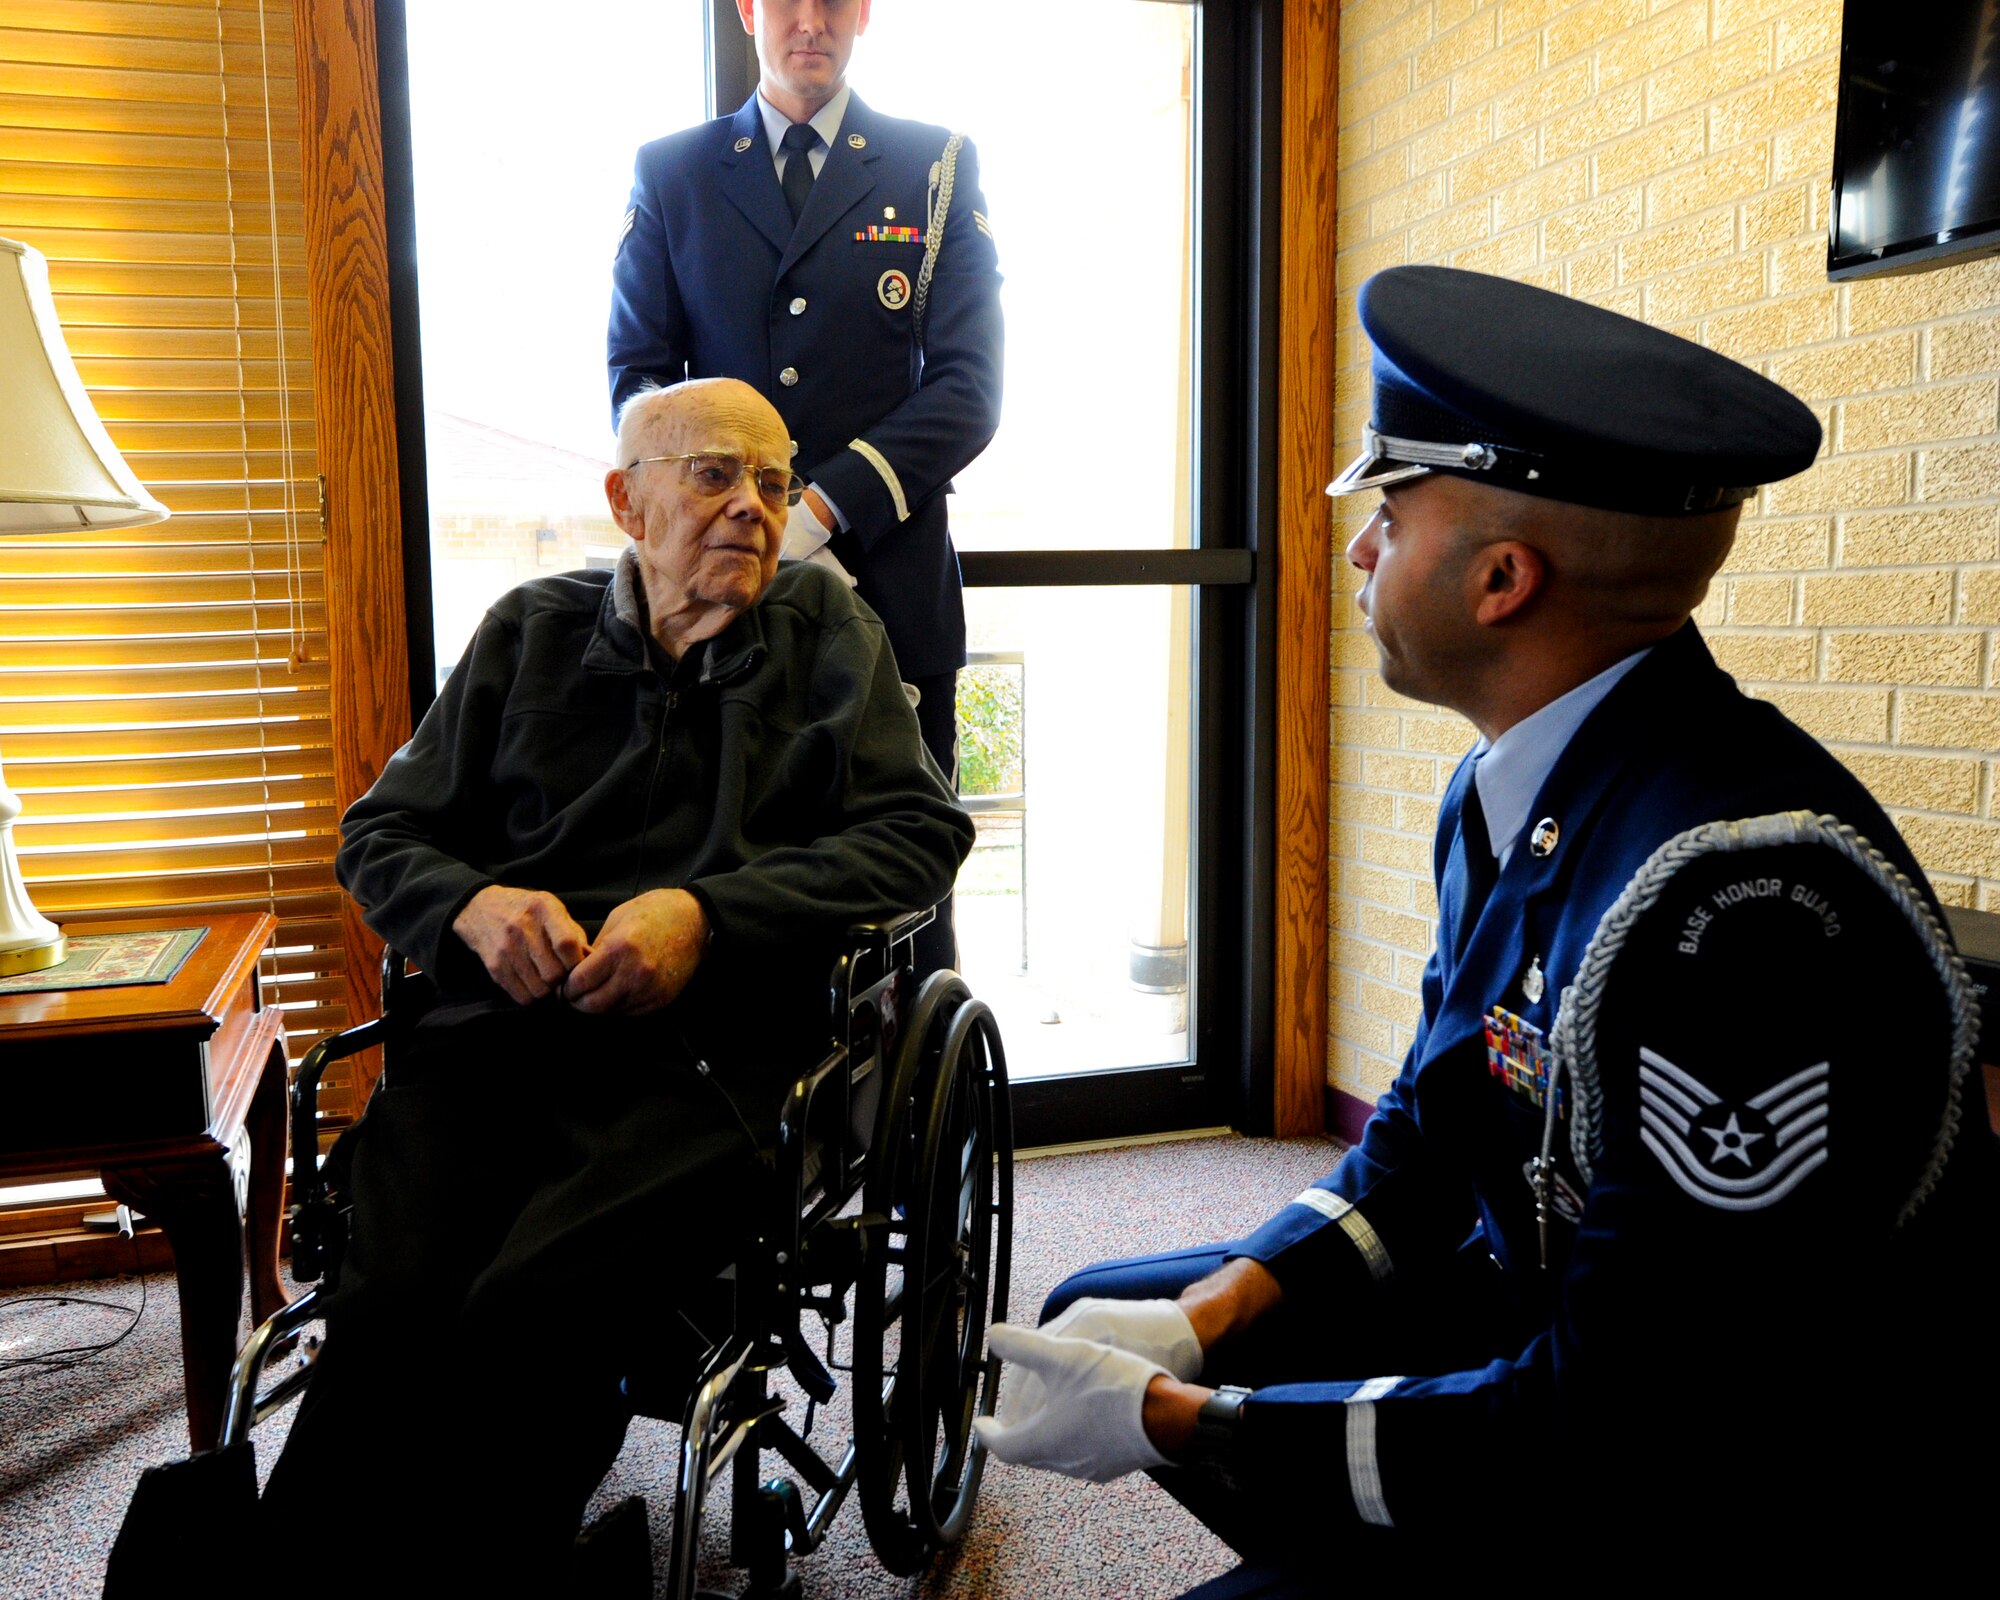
left=0, top=1132, right=1344, bottom=1598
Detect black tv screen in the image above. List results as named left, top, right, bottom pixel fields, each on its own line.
left=1828, top=1, right=2000, bottom=280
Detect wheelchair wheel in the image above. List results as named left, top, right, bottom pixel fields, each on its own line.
left=853, top=970, right=1013, bottom=1576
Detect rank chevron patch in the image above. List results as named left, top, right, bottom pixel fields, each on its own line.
left=1636, top=1047, right=1829, bottom=1211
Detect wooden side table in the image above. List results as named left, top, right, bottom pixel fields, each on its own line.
left=0, top=911, right=290, bottom=1451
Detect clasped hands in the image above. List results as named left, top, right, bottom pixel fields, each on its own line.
left=451, top=883, right=708, bottom=1015
left=972, top=1297, right=1206, bottom=1483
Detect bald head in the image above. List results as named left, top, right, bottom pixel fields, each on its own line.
left=615, top=377, right=791, bottom=470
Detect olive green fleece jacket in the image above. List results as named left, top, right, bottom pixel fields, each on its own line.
left=335, top=554, right=973, bottom=1061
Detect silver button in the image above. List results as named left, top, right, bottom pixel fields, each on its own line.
left=779, top=366, right=799, bottom=387
left=789, top=297, right=807, bottom=315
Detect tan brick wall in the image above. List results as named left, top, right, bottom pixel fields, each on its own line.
left=1329, top=0, right=2000, bottom=1101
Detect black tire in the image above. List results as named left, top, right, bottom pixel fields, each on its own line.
left=852, top=971, right=1013, bottom=1574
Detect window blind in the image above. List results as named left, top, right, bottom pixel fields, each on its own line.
left=0, top=0, right=354, bottom=1117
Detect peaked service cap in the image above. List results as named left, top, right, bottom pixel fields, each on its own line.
left=1327, top=266, right=1822, bottom=515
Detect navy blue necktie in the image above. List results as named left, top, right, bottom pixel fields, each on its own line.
left=1458, top=767, right=1499, bottom=933
left=780, top=123, right=818, bottom=225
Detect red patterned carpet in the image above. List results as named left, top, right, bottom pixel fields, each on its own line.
left=0, top=1132, right=1343, bottom=1598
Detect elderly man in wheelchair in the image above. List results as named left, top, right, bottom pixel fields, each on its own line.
left=146, top=378, right=1009, bottom=1597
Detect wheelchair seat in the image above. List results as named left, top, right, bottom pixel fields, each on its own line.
left=223, top=908, right=1013, bottom=1600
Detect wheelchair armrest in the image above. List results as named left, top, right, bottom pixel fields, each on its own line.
left=844, top=907, right=935, bottom=964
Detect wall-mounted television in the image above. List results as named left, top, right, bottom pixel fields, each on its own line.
left=1828, top=0, right=2000, bottom=281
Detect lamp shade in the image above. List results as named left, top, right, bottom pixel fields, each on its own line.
left=1, top=235, right=167, bottom=533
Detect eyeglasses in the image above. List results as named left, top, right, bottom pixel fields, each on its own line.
left=622, top=452, right=806, bottom=509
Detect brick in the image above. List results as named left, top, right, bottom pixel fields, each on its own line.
left=1498, top=0, right=1573, bottom=45
left=1742, top=184, right=1809, bottom=247
left=1693, top=586, right=1728, bottom=628
left=1371, top=172, right=1450, bottom=232
left=1493, top=59, right=1594, bottom=138
left=1706, top=630, right=1817, bottom=681
left=1453, top=225, right=1542, bottom=276
left=1826, top=632, right=1984, bottom=688
left=1544, top=192, right=1644, bottom=256
left=1359, top=825, right=1431, bottom=876
left=1767, top=334, right=1915, bottom=400
left=1342, top=63, right=1414, bottom=128
left=1338, top=121, right=1373, bottom=172
left=1356, top=977, right=1424, bottom=1033
left=1397, top=794, right=1442, bottom=836
left=1450, top=131, right=1540, bottom=201
left=1414, top=12, right=1499, bottom=87
left=1340, top=147, right=1412, bottom=213
left=1801, top=570, right=1952, bottom=626
left=1898, top=690, right=2000, bottom=750
left=1707, top=290, right=1839, bottom=361
left=1646, top=253, right=1767, bottom=321
left=1355, top=901, right=1435, bottom=953
left=1728, top=517, right=1833, bottom=571
left=1959, top=570, right=2000, bottom=625
left=1619, top=210, right=1734, bottom=283
left=1331, top=1001, right=1396, bottom=1057
left=1841, top=507, right=2000, bottom=569
left=1848, top=257, right=2000, bottom=336
left=1927, top=319, right=2000, bottom=382
left=1331, top=930, right=1396, bottom=982
left=1648, top=143, right=1772, bottom=226
left=1714, top=0, right=1799, bottom=36
left=1762, top=451, right=1909, bottom=516
left=1332, top=745, right=1364, bottom=785
left=1934, top=877, right=1977, bottom=909
left=1769, top=115, right=1835, bottom=185
left=1651, top=27, right=1773, bottom=118
left=1600, top=2, right=1710, bottom=91
left=1547, top=0, right=1646, bottom=67
left=1333, top=629, right=1383, bottom=670
left=1756, top=684, right=1892, bottom=744
left=1727, top=574, right=1795, bottom=625
left=1344, top=0, right=1427, bottom=47
left=1332, top=707, right=1402, bottom=749
left=1776, top=0, right=1842, bottom=69
left=1335, top=859, right=1415, bottom=908
left=1843, top=751, right=1983, bottom=815
left=1919, top=442, right=2000, bottom=504
left=1840, top=380, right=1998, bottom=453
left=1359, top=6, right=1436, bottom=79
left=1401, top=713, right=1479, bottom=755
left=1596, top=111, right=1707, bottom=194
left=1362, top=751, right=1440, bottom=794
left=1337, top=235, right=1409, bottom=294
left=1410, top=200, right=1493, bottom=259
left=1894, top=814, right=2000, bottom=879
left=1495, top=160, right=1588, bottom=232
left=1435, top=0, right=1482, bottom=28
left=1768, top=234, right=1828, bottom=297
left=1710, top=61, right=1839, bottom=151
left=1371, top=83, right=1452, bottom=150
left=1566, top=248, right=1619, bottom=299
left=1413, top=105, right=1494, bottom=175
left=1542, top=86, right=1646, bottom=164
left=1454, top=39, right=1546, bottom=116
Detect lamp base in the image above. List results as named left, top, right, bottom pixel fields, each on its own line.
left=0, top=931, right=65, bottom=977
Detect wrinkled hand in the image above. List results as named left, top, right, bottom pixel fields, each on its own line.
left=1003, top=1298, right=1202, bottom=1426
left=453, top=885, right=589, bottom=1005
left=973, top=1324, right=1170, bottom=1483
left=562, top=888, right=709, bottom=1015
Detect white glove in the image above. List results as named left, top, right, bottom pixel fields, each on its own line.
left=972, top=1323, right=1170, bottom=1483
left=780, top=498, right=858, bottom=587
left=1042, top=1297, right=1203, bottom=1380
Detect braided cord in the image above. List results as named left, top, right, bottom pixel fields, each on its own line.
left=914, top=133, right=963, bottom=347
left=1549, top=812, right=1974, bottom=1227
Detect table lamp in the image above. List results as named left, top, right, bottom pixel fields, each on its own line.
left=1, top=235, right=169, bottom=976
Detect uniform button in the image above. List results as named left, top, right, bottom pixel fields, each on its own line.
left=789, top=297, right=808, bottom=315
left=779, top=367, right=799, bottom=387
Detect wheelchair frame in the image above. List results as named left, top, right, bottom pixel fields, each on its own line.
left=222, top=909, right=1013, bottom=1600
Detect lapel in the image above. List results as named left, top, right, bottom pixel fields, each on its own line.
left=776, top=92, right=883, bottom=280
left=1430, top=623, right=1724, bottom=1054
left=718, top=95, right=794, bottom=257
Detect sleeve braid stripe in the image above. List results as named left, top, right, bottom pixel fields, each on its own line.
left=1290, top=1188, right=1394, bottom=1282
left=1344, top=1400, right=1395, bottom=1527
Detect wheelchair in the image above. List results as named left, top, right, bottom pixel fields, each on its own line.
left=222, top=907, right=1014, bottom=1598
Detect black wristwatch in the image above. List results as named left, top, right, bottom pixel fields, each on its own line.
left=1186, top=1384, right=1253, bottom=1489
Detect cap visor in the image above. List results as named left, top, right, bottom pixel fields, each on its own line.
left=1325, top=449, right=1431, bottom=497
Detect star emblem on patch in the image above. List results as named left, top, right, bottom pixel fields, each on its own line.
left=1637, top=1047, right=1829, bottom=1211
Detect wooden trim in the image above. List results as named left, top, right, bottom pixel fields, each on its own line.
left=291, top=0, right=410, bottom=1082
left=1274, top=0, right=1337, bottom=1135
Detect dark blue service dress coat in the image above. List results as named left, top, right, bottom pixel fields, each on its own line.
left=608, top=93, right=1004, bottom=681
left=1119, top=623, right=1992, bottom=1557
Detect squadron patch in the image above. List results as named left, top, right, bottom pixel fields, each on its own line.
left=1638, top=1047, right=1829, bottom=1211
left=614, top=206, right=636, bottom=262
left=877, top=269, right=911, bottom=311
